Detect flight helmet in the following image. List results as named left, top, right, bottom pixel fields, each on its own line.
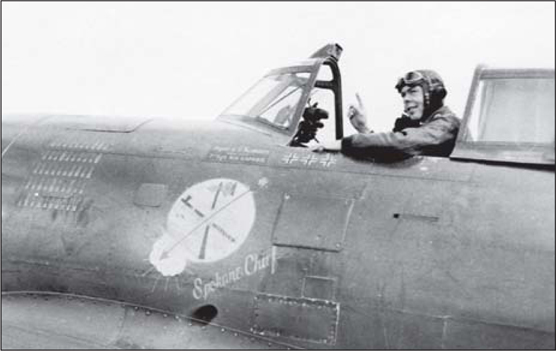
left=395, top=69, right=447, bottom=117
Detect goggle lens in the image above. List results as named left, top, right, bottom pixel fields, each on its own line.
left=396, top=71, right=426, bottom=91
left=401, top=71, right=425, bottom=85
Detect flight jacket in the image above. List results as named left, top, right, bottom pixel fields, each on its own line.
left=341, top=105, right=461, bottom=161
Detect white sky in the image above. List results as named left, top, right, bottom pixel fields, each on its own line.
left=2, top=2, right=554, bottom=132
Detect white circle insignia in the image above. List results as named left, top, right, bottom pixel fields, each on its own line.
left=150, top=179, right=256, bottom=275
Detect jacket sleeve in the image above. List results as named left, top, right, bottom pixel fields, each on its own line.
left=341, top=115, right=461, bottom=160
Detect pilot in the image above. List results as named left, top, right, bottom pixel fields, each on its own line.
left=313, top=70, right=461, bottom=161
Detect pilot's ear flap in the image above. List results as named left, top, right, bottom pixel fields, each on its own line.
left=436, top=87, right=447, bottom=100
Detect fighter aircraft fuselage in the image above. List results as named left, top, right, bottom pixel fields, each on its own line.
left=2, top=44, right=554, bottom=349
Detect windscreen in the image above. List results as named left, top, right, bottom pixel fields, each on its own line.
left=465, top=77, right=554, bottom=144
left=222, top=72, right=310, bottom=130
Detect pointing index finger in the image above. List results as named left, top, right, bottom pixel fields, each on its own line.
left=356, top=93, right=364, bottom=108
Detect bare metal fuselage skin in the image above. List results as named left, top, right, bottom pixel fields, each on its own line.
left=2, top=112, right=554, bottom=349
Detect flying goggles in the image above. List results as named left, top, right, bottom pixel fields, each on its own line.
left=395, top=71, right=429, bottom=92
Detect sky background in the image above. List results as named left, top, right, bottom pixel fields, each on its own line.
left=2, top=2, right=554, bottom=133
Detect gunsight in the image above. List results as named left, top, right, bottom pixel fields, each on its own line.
left=289, top=102, right=329, bottom=147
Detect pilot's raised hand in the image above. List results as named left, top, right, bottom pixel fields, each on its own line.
left=348, top=93, right=371, bottom=134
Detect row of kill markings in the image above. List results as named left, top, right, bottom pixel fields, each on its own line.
left=32, top=162, right=96, bottom=179
left=281, top=152, right=337, bottom=167
left=24, top=177, right=87, bottom=195
left=41, top=150, right=103, bottom=164
left=17, top=192, right=85, bottom=212
left=49, top=140, right=111, bottom=151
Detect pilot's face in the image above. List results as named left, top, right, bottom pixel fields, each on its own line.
left=401, top=85, right=425, bottom=120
